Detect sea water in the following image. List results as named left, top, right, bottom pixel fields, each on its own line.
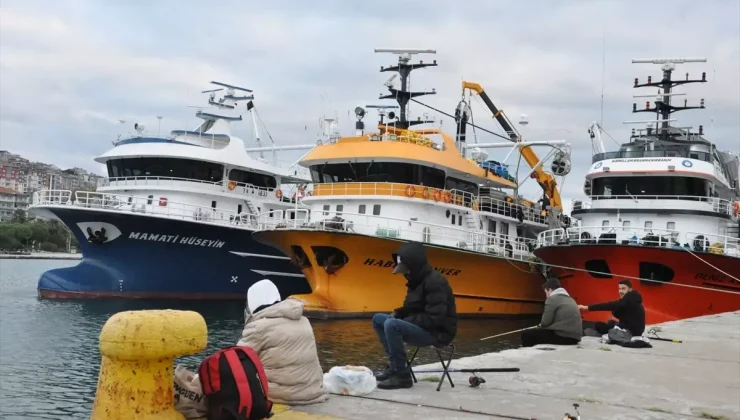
left=0, top=259, right=532, bottom=419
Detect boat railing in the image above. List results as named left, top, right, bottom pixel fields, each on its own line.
left=33, top=189, right=259, bottom=228
left=311, top=182, right=547, bottom=224
left=256, top=209, right=537, bottom=262
left=32, top=190, right=73, bottom=205
left=98, top=176, right=305, bottom=203
left=536, top=225, right=739, bottom=258
left=573, top=195, right=738, bottom=217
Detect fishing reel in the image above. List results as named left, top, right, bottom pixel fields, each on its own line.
left=468, top=373, right=486, bottom=388
left=563, top=403, right=581, bottom=420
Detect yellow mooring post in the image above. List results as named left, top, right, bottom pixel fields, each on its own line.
left=90, top=310, right=208, bottom=420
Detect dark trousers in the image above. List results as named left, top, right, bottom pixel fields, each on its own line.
left=372, top=313, right=438, bottom=371
left=594, top=320, right=617, bottom=335
left=521, top=328, right=580, bottom=347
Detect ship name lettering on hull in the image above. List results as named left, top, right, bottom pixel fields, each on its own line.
left=128, top=232, right=225, bottom=248
left=362, top=258, right=461, bottom=276
left=694, top=272, right=739, bottom=286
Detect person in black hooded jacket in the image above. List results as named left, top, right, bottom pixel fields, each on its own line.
left=371, top=242, right=458, bottom=390
left=578, top=279, right=646, bottom=336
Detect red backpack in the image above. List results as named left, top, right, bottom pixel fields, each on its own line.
left=197, top=346, right=274, bottom=420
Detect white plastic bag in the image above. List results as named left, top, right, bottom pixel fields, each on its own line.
left=173, top=364, right=207, bottom=418
left=322, top=365, right=376, bottom=396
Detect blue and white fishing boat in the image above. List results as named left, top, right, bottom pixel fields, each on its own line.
left=29, top=82, right=315, bottom=299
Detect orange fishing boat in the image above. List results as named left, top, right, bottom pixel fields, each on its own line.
left=252, top=49, right=573, bottom=318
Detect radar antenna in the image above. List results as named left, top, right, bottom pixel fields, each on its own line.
left=630, top=57, right=707, bottom=140
left=374, top=49, right=437, bottom=130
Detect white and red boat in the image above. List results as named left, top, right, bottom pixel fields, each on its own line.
left=534, top=57, right=740, bottom=325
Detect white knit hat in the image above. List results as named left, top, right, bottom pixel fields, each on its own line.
left=246, top=279, right=281, bottom=314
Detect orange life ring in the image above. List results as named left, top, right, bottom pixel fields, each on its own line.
left=422, top=187, right=430, bottom=199
left=443, top=191, right=452, bottom=203
left=227, top=181, right=237, bottom=191
left=433, top=189, right=441, bottom=202
left=733, top=201, right=740, bottom=216
left=275, top=189, right=283, bottom=199
left=405, top=185, right=416, bottom=198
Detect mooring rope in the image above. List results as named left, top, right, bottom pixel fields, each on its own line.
left=679, top=246, right=740, bottom=282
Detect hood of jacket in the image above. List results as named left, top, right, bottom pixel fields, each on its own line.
left=248, top=298, right=304, bottom=323
left=392, top=242, right=432, bottom=287
left=549, top=287, right=570, bottom=297
left=622, top=290, right=643, bottom=304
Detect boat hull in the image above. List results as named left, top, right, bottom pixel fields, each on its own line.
left=32, top=206, right=311, bottom=299
left=534, top=244, right=740, bottom=324
left=251, top=229, right=546, bottom=318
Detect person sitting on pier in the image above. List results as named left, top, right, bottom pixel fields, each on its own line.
left=578, top=279, right=646, bottom=337
left=372, top=242, right=458, bottom=390
left=237, top=279, right=327, bottom=405
left=521, top=278, right=582, bottom=347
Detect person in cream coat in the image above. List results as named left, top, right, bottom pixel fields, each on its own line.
left=237, top=279, right=327, bottom=405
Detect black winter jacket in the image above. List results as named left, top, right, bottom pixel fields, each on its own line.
left=391, top=242, right=458, bottom=344
left=588, top=290, right=646, bottom=336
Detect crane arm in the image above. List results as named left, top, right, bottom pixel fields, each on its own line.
left=462, top=81, right=563, bottom=210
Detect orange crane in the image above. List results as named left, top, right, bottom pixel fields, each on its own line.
left=461, top=81, right=563, bottom=211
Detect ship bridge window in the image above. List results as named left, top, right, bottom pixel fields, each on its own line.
left=107, top=158, right=223, bottom=183
left=309, top=162, right=445, bottom=189
left=445, top=177, right=479, bottom=196
left=591, top=176, right=709, bottom=197
left=228, top=169, right=277, bottom=189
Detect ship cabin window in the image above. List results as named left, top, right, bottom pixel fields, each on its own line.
left=358, top=204, right=366, bottom=214
left=602, top=220, right=609, bottom=230
left=591, top=176, right=710, bottom=198
left=666, top=221, right=676, bottom=230
left=228, top=169, right=277, bottom=189
left=336, top=204, right=344, bottom=216
left=451, top=214, right=456, bottom=225
left=147, top=195, right=153, bottom=205
left=237, top=204, right=243, bottom=214
left=322, top=204, right=330, bottom=215
left=622, top=220, right=630, bottom=229
left=308, top=162, right=446, bottom=189
left=211, top=201, right=217, bottom=209
left=107, top=157, right=224, bottom=183
left=645, top=221, right=653, bottom=229
left=373, top=204, right=381, bottom=215
left=445, top=177, right=479, bottom=199
left=458, top=215, right=462, bottom=226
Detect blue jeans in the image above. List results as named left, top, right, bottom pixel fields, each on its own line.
left=372, top=313, right=438, bottom=371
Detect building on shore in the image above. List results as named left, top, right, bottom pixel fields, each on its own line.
left=0, top=186, right=30, bottom=222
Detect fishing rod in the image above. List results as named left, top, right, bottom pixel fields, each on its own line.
left=648, top=329, right=683, bottom=343
left=480, top=326, right=538, bottom=341
left=413, top=367, right=520, bottom=374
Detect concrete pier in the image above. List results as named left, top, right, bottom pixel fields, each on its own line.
left=293, top=311, right=740, bottom=420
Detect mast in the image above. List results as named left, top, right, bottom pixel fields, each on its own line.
left=630, top=57, right=707, bottom=141
left=374, top=49, right=437, bottom=130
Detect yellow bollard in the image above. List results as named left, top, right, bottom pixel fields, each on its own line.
left=90, top=309, right=208, bottom=420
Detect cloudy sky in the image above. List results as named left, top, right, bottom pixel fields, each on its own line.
left=1, top=0, right=738, bottom=211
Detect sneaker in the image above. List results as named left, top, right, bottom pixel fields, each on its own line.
left=374, top=365, right=394, bottom=382
left=377, top=370, right=413, bottom=390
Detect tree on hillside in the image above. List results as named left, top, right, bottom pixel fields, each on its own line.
left=11, top=209, right=27, bottom=224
